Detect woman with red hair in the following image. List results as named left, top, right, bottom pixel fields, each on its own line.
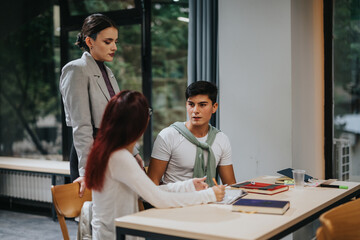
left=85, top=90, right=225, bottom=240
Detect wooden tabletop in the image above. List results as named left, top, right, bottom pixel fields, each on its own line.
left=115, top=177, right=360, bottom=240
left=0, top=156, right=70, bottom=175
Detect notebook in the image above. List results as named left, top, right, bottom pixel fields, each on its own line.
left=216, top=188, right=247, bottom=204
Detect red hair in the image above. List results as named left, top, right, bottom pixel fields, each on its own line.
left=85, top=90, right=149, bottom=191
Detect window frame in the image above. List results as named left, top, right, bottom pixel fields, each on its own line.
left=323, top=0, right=334, bottom=179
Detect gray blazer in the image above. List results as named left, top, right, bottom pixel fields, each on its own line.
left=59, top=52, right=120, bottom=176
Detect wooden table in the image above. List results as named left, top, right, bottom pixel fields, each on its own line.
left=115, top=177, right=360, bottom=240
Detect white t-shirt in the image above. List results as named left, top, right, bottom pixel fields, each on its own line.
left=151, top=123, right=232, bottom=184
left=91, top=149, right=216, bottom=240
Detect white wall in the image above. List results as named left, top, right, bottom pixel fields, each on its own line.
left=291, top=0, right=324, bottom=179
left=219, top=0, right=324, bottom=181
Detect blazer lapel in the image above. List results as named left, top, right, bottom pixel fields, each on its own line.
left=95, top=75, right=111, bottom=101
left=82, top=52, right=112, bottom=101
left=82, top=52, right=118, bottom=101
left=105, top=66, right=120, bottom=94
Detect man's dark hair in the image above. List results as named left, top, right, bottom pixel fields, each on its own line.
left=185, top=81, right=218, bottom=104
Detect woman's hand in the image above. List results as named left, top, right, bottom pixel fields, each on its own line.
left=211, top=185, right=226, bottom=202
left=73, top=176, right=86, bottom=197
left=192, top=177, right=209, bottom=191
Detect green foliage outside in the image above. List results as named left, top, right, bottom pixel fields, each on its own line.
left=150, top=2, right=189, bottom=138
left=68, top=0, right=134, bottom=16
left=0, top=7, right=61, bottom=157
left=0, top=0, right=189, bottom=158
left=333, top=0, right=360, bottom=137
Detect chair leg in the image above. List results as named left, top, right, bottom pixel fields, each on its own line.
left=57, top=214, right=70, bottom=240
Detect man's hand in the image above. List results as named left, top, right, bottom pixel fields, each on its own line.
left=73, top=176, right=85, bottom=198
left=192, top=176, right=209, bottom=191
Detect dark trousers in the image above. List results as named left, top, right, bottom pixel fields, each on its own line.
left=70, top=144, right=79, bottom=182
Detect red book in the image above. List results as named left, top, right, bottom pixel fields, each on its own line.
left=230, top=181, right=289, bottom=195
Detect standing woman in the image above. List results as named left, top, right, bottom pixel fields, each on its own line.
left=59, top=14, right=142, bottom=196
left=85, top=90, right=225, bottom=240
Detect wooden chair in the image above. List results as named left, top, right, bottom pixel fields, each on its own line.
left=316, top=198, right=360, bottom=240
left=316, top=226, right=326, bottom=240
left=51, top=182, right=92, bottom=240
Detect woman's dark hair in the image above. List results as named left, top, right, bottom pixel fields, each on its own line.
left=85, top=90, right=150, bottom=191
left=185, top=81, right=218, bottom=104
left=75, top=13, right=117, bottom=52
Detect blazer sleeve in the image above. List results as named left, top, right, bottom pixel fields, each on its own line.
left=60, top=64, right=93, bottom=177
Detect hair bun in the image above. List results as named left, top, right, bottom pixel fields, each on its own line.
left=75, top=32, right=88, bottom=50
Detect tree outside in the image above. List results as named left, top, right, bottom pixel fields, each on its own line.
left=0, top=5, right=62, bottom=159
left=333, top=0, right=360, bottom=179
left=0, top=0, right=189, bottom=160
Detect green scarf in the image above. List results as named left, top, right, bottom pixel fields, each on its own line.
left=171, top=122, right=220, bottom=186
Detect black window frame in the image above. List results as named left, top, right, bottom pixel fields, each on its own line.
left=324, top=0, right=333, bottom=179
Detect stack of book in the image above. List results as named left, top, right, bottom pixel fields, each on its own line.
left=230, top=181, right=289, bottom=195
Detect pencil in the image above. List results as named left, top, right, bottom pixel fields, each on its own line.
left=212, top=177, right=218, bottom=186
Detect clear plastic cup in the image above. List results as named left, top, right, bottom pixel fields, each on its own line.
left=292, top=169, right=305, bottom=189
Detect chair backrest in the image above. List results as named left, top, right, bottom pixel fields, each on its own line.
left=316, top=198, right=360, bottom=240
left=51, top=182, right=92, bottom=240
left=316, top=226, right=326, bottom=240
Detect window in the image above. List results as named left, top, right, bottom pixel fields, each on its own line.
left=0, top=0, right=189, bottom=164
left=151, top=0, right=189, bottom=139
left=0, top=2, right=62, bottom=160
left=67, top=0, right=136, bottom=16
left=332, top=0, right=360, bottom=182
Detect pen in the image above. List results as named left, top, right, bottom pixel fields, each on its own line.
left=320, top=184, right=348, bottom=189
left=212, top=178, right=218, bottom=186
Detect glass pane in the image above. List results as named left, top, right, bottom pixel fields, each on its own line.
left=333, top=0, right=360, bottom=182
left=0, top=4, right=62, bottom=160
left=151, top=0, right=189, bottom=140
left=109, top=25, right=142, bottom=92
left=68, top=0, right=135, bottom=16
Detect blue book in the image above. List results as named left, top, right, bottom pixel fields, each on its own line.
left=232, top=198, right=290, bottom=215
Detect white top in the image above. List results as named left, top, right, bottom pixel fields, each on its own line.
left=151, top=123, right=232, bottom=184
left=91, top=149, right=216, bottom=240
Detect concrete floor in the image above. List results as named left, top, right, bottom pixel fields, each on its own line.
left=0, top=209, right=78, bottom=240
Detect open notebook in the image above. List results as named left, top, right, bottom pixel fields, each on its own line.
left=216, top=188, right=247, bottom=204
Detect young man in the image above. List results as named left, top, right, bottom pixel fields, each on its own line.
left=147, top=81, right=236, bottom=186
